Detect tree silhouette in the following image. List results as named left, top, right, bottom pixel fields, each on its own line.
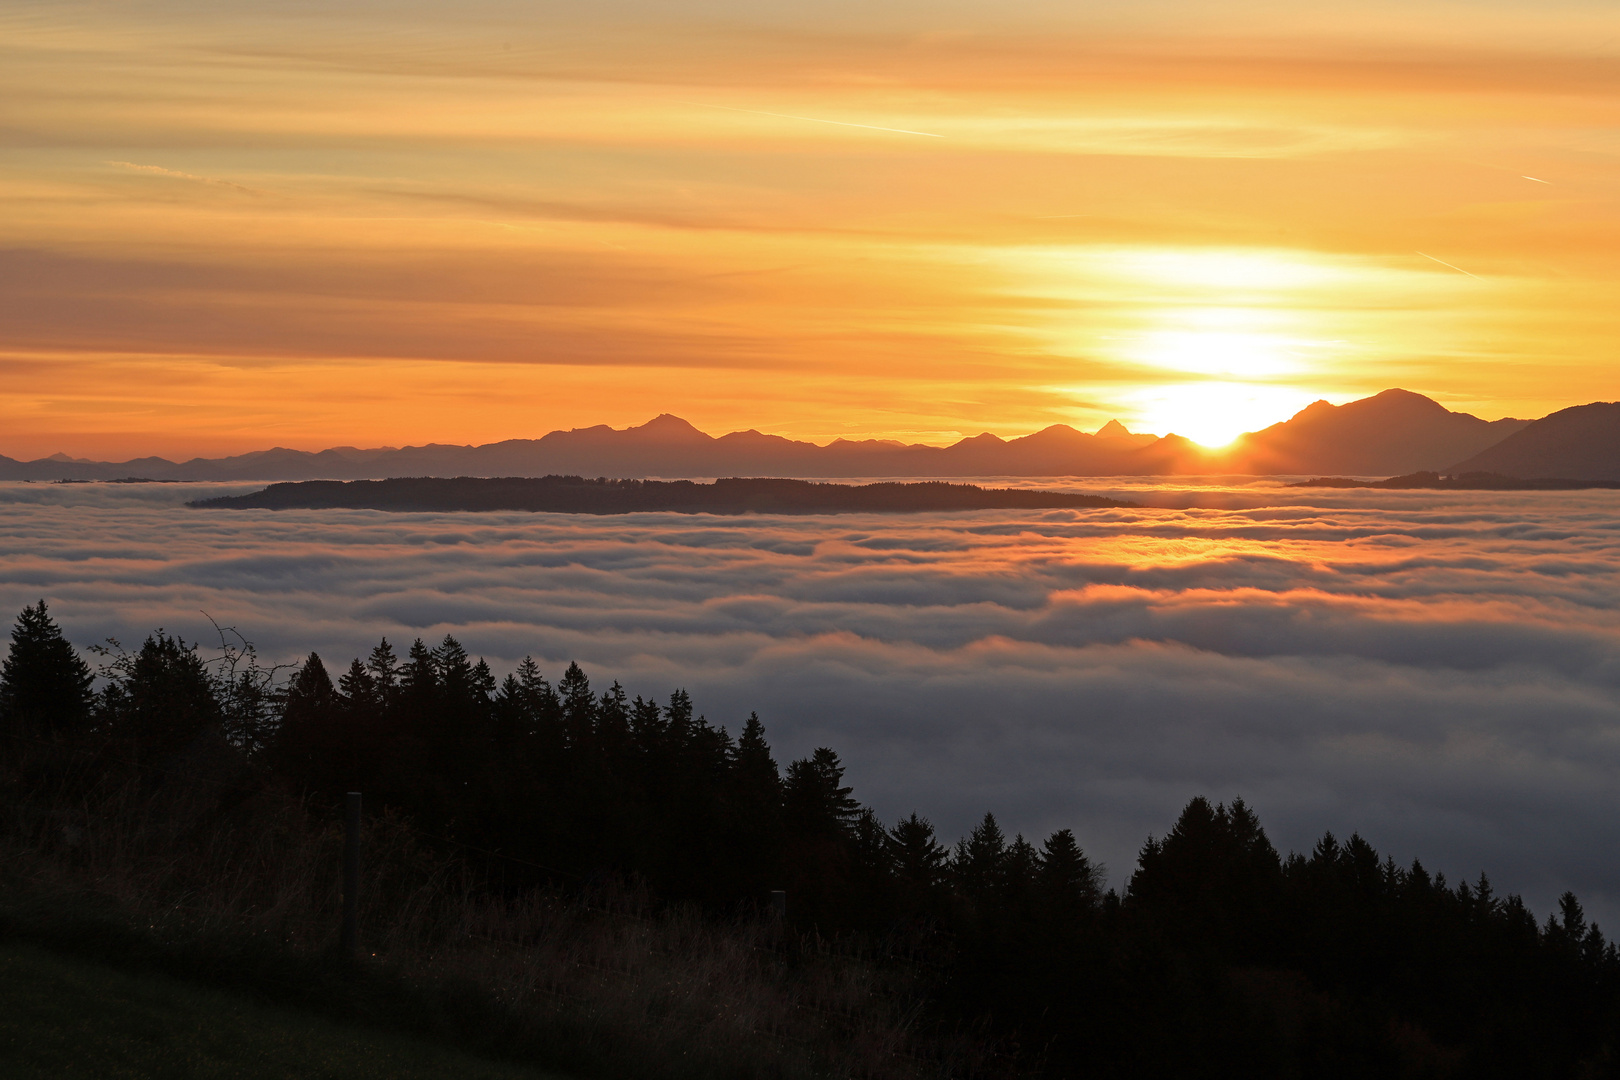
left=0, top=600, right=93, bottom=735
left=19, top=598, right=1620, bottom=1080
left=96, top=633, right=222, bottom=756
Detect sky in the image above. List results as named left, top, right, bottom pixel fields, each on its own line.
left=2, top=0, right=1617, bottom=458
left=5, top=480, right=1620, bottom=925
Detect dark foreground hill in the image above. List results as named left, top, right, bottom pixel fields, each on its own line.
left=7, top=600, right=1620, bottom=1079
left=190, top=476, right=1135, bottom=514
left=1447, top=401, right=1620, bottom=481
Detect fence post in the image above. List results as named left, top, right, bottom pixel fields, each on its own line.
left=770, top=889, right=786, bottom=921
left=341, top=791, right=361, bottom=957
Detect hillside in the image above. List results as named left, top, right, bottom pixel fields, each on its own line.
left=1447, top=402, right=1620, bottom=480
left=1224, top=389, right=1528, bottom=475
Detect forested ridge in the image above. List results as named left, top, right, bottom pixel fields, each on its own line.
left=190, top=475, right=1133, bottom=514
left=4, top=599, right=1618, bottom=1078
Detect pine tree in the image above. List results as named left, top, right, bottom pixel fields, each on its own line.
left=493, top=673, right=524, bottom=746
left=630, top=694, right=666, bottom=757
left=733, top=714, right=781, bottom=803
left=400, top=638, right=438, bottom=721
left=433, top=635, right=475, bottom=708
left=338, top=658, right=377, bottom=713
left=558, top=661, right=596, bottom=751
left=365, top=638, right=400, bottom=706
left=0, top=601, right=93, bottom=735
left=270, top=653, right=341, bottom=791
left=954, top=812, right=1008, bottom=900
left=784, top=747, right=862, bottom=841
left=890, top=812, right=949, bottom=900
left=1037, top=828, right=1103, bottom=913
left=596, top=681, right=632, bottom=762
left=98, top=633, right=222, bottom=754
left=1004, top=833, right=1039, bottom=903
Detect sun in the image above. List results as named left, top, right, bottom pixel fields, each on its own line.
left=1128, top=382, right=1318, bottom=448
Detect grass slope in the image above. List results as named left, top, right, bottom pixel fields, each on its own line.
left=0, top=939, right=570, bottom=1080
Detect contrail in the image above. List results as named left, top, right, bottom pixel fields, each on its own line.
left=1522, top=175, right=1552, bottom=184
left=1414, top=250, right=1481, bottom=279
left=685, top=102, right=943, bottom=138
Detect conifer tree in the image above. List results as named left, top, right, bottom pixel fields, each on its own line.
left=270, top=653, right=341, bottom=791
left=733, top=713, right=781, bottom=803
left=596, top=681, right=632, bottom=762
left=890, top=812, right=949, bottom=900
left=954, top=812, right=1009, bottom=900
left=558, top=661, right=596, bottom=750
left=471, top=657, right=496, bottom=698
left=1037, top=828, right=1103, bottom=912
left=433, top=636, right=476, bottom=710
left=96, top=632, right=223, bottom=754
left=365, top=638, right=400, bottom=705
left=400, top=638, right=437, bottom=718
left=338, top=657, right=378, bottom=713
left=630, top=694, right=665, bottom=757
left=0, top=601, right=93, bottom=735
left=784, top=747, right=862, bottom=840
left=493, top=672, right=525, bottom=746
left=1004, top=833, right=1039, bottom=904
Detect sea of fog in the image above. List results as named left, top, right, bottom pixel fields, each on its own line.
left=4, top=478, right=1619, bottom=924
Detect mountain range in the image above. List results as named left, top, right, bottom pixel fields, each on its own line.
left=4, top=389, right=1615, bottom=482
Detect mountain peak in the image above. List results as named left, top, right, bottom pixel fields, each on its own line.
left=630, top=414, right=712, bottom=440
left=1095, top=420, right=1134, bottom=438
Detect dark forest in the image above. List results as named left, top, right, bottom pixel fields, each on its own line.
left=3, top=600, right=1617, bottom=1078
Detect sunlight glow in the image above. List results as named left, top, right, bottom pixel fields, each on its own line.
left=1132, top=329, right=1303, bottom=378
left=1127, top=383, right=1322, bottom=448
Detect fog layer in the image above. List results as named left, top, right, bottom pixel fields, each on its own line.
left=4, top=479, right=1617, bottom=923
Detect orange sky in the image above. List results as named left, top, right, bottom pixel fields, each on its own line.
left=2, top=0, right=1617, bottom=458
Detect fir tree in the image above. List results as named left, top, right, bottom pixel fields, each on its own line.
left=954, top=812, right=1008, bottom=900
left=270, top=653, right=340, bottom=791
left=97, top=633, right=222, bottom=754
left=890, top=812, right=949, bottom=898
left=1037, top=828, right=1103, bottom=912
left=784, top=747, right=862, bottom=840
left=0, top=601, right=93, bottom=735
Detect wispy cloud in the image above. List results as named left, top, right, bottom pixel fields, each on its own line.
left=684, top=103, right=944, bottom=138
left=107, top=161, right=259, bottom=196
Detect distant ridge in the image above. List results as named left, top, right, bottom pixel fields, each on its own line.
left=1446, top=402, right=1620, bottom=481
left=0, top=390, right=1579, bottom=482
left=191, top=476, right=1137, bottom=515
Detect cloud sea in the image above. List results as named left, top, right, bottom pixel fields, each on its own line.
left=4, top=478, right=1618, bottom=923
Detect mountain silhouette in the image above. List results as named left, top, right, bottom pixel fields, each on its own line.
left=1223, top=389, right=1528, bottom=475
left=0, top=390, right=1578, bottom=482
left=1446, top=402, right=1620, bottom=480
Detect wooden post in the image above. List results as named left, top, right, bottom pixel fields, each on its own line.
left=770, top=889, right=786, bottom=921
left=341, top=792, right=361, bottom=957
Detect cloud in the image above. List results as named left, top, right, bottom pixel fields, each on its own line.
left=107, top=161, right=259, bottom=195
left=3, top=479, right=1619, bottom=926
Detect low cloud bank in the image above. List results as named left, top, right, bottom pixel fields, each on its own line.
left=4, top=480, right=1618, bottom=923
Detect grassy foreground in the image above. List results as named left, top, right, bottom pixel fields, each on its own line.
left=0, top=938, right=568, bottom=1080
